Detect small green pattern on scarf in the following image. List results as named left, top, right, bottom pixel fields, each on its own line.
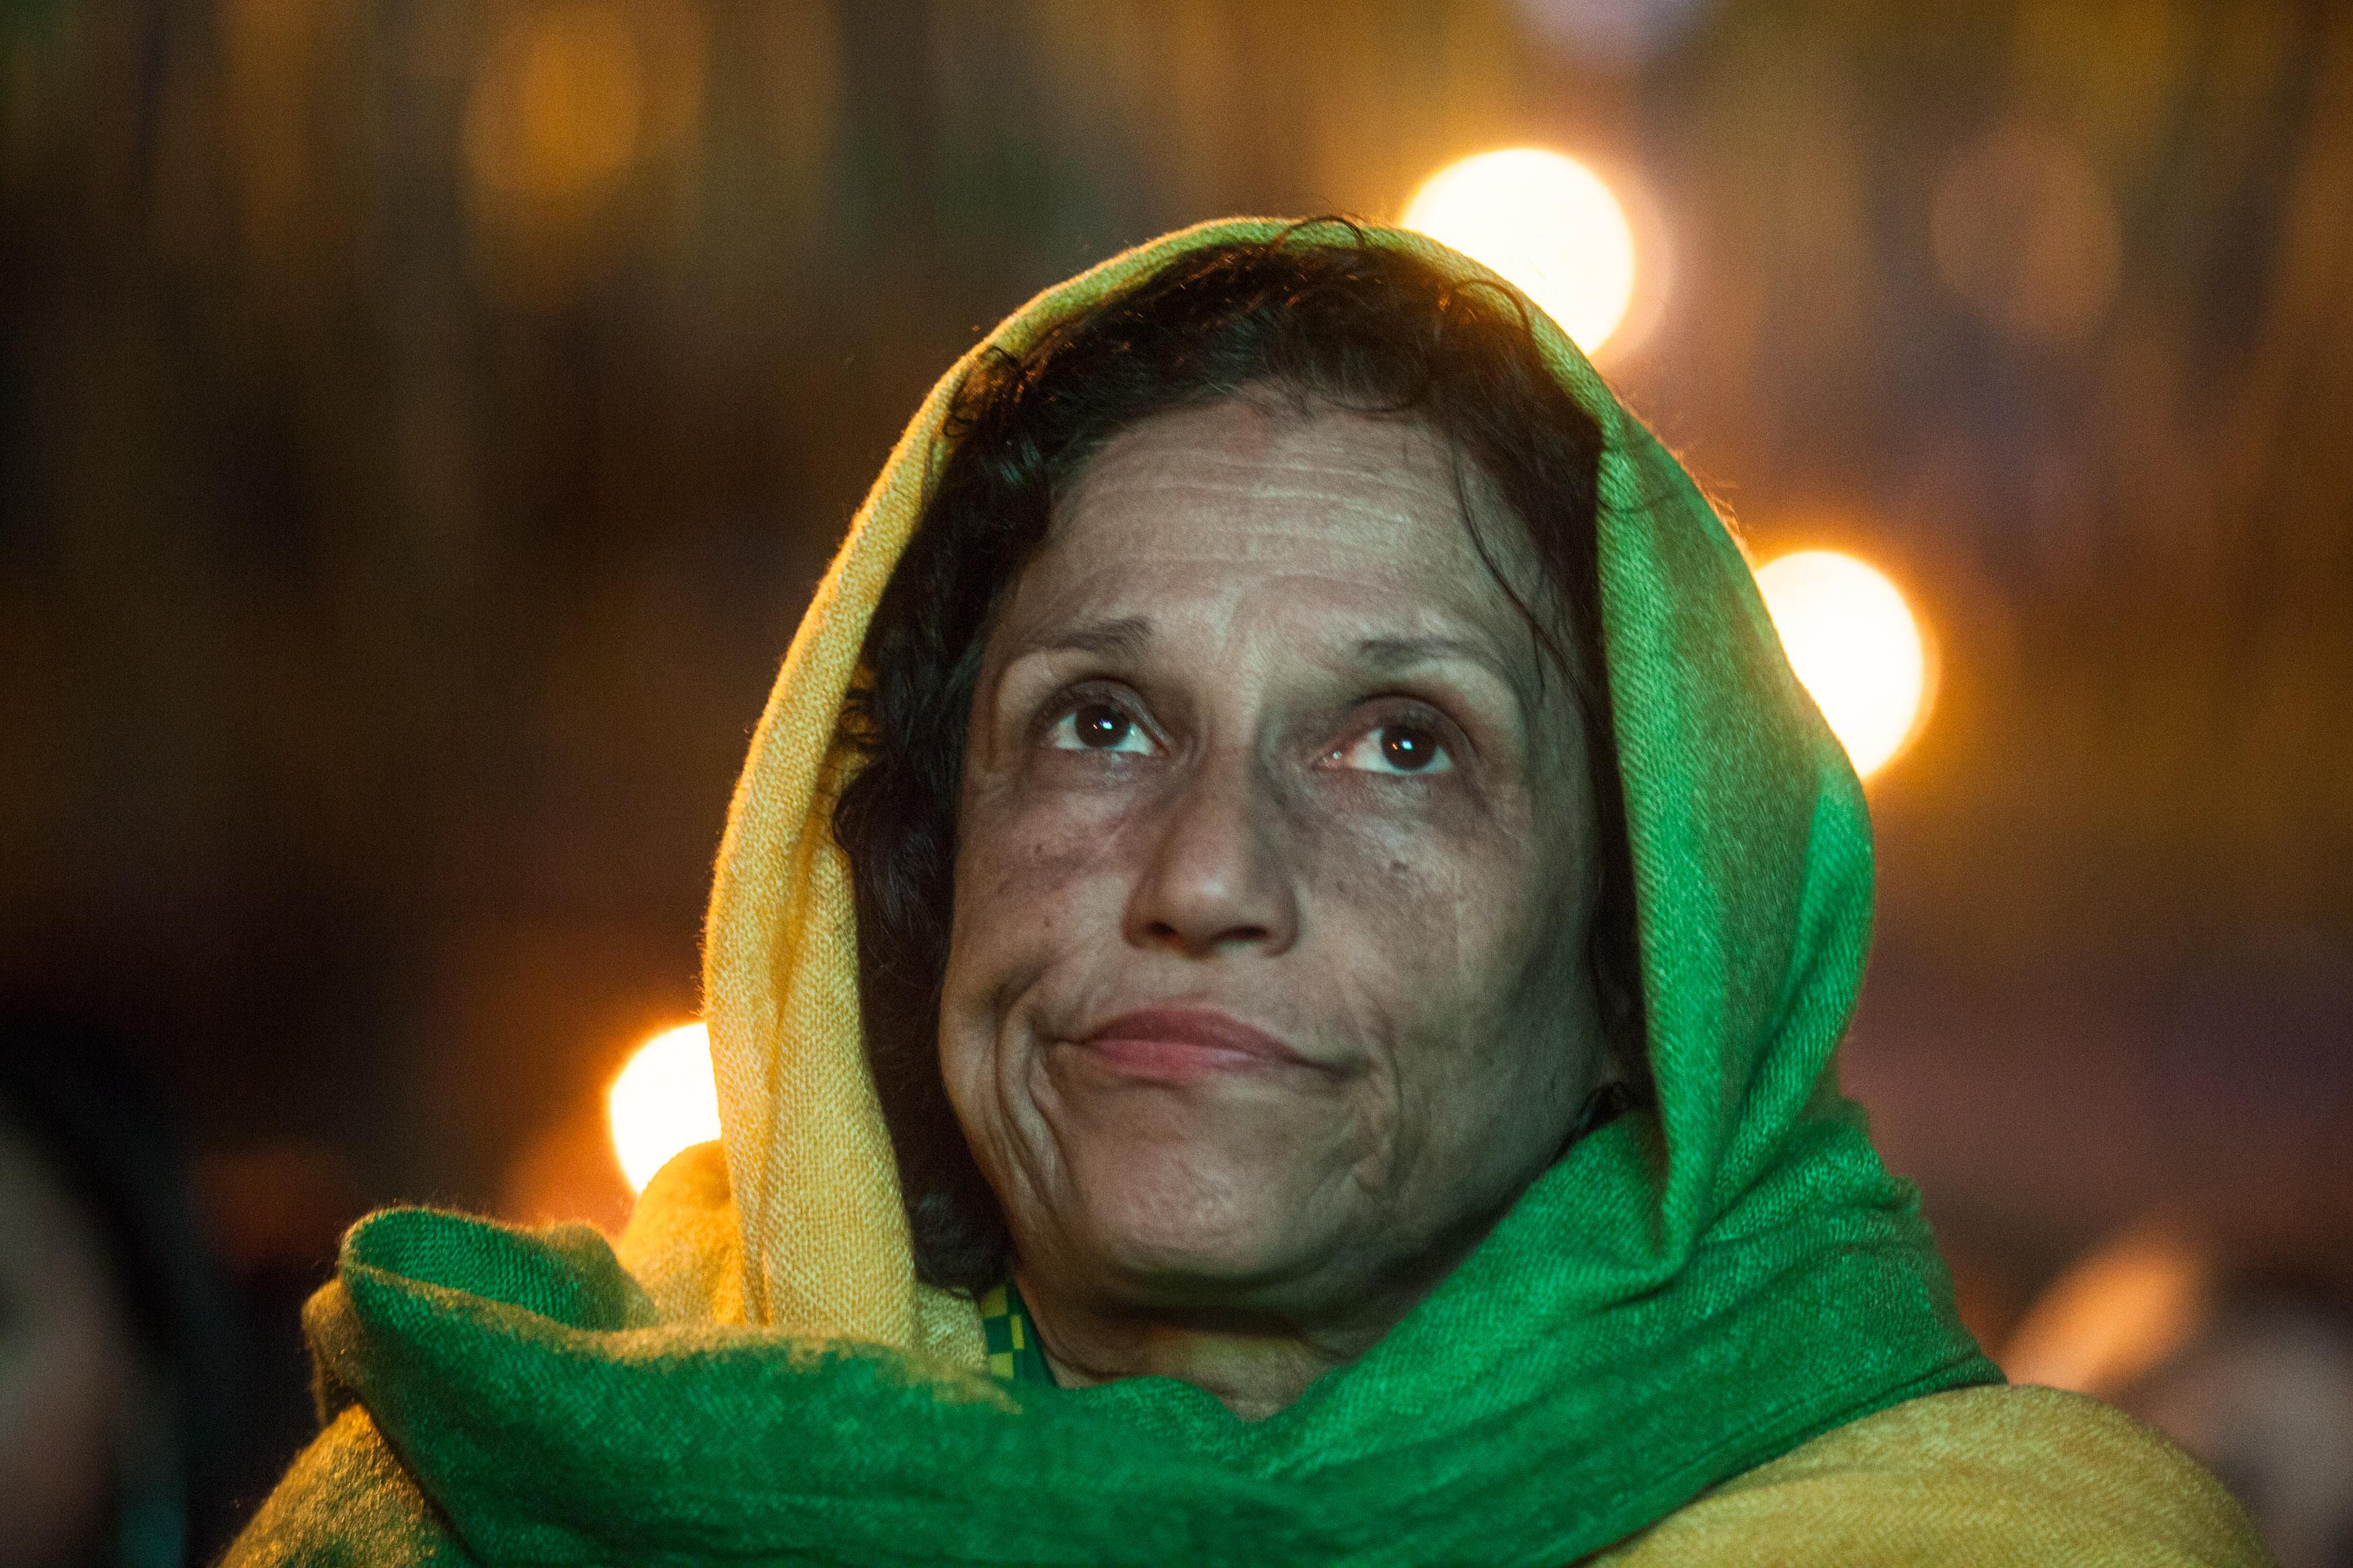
left=978, top=1280, right=1056, bottom=1386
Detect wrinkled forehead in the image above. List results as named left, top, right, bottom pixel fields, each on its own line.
left=1010, top=396, right=1557, bottom=666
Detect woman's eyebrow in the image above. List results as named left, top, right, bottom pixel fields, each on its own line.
left=1004, top=614, right=1154, bottom=664
left=1351, top=634, right=1533, bottom=710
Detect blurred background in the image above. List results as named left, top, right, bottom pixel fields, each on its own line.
left=2, top=0, right=2348, bottom=1561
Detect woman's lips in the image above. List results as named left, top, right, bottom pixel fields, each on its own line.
left=1076, top=1007, right=1312, bottom=1083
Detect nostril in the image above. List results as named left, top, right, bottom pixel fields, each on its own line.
left=1143, top=917, right=1275, bottom=954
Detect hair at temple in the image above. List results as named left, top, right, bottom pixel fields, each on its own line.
left=832, top=220, right=1648, bottom=1291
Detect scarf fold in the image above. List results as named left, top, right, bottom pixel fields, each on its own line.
left=301, top=217, right=2000, bottom=1567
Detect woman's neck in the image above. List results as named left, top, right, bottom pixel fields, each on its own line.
left=1027, top=1303, right=1367, bottom=1420
left=1011, top=1269, right=1429, bottom=1421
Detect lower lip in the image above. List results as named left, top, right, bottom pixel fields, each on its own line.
left=1077, top=1036, right=1293, bottom=1083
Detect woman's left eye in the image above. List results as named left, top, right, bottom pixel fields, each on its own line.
left=1047, top=700, right=1154, bottom=755
left=1331, top=721, right=1453, bottom=776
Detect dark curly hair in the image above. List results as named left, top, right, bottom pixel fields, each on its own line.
left=832, top=222, right=1646, bottom=1291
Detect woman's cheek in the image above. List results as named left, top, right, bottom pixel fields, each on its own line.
left=957, top=769, right=1151, bottom=954
left=1309, top=808, right=1523, bottom=1016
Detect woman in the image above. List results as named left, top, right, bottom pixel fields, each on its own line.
left=231, top=220, right=2264, bottom=1564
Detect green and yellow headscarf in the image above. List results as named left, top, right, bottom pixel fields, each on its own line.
left=227, top=220, right=2264, bottom=1567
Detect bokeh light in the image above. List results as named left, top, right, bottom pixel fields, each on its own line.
left=1931, top=122, right=2122, bottom=347
left=464, top=3, right=649, bottom=216
left=458, top=1, right=709, bottom=304
left=1999, top=1225, right=2214, bottom=1397
left=1753, top=550, right=1930, bottom=780
left=1402, top=148, right=1638, bottom=354
left=1511, top=0, right=1715, bottom=67
left=607, top=1021, right=719, bottom=1194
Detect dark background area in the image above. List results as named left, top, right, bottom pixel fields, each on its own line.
left=3, top=0, right=2348, bottom=1538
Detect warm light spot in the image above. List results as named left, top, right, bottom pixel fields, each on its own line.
left=1510, top=0, right=1716, bottom=66
left=1931, top=122, right=2122, bottom=346
left=1753, top=550, right=1929, bottom=779
left=465, top=3, right=647, bottom=214
left=1999, top=1226, right=2214, bottom=1397
left=606, top=1022, right=718, bottom=1194
left=1402, top=149, right=1638, bottom=354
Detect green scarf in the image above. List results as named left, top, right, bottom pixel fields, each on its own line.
left=271, top=219, right=1999, bottom=1567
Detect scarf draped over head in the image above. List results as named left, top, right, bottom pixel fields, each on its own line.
left=296, top=218, right=1999, bottom=1567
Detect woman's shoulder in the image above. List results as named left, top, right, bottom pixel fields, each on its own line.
left=1591, top=1383, right=2272, bottom=1565
left=221, top=1405, right=473, bottom=1566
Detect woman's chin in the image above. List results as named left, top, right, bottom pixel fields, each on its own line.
left=1039, top=1148, right=1347, bottom=1303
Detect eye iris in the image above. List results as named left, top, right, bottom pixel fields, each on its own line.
left=1074, top=703, right=1131, bottom=749
left=1380, top=725, right=1437, bottom=770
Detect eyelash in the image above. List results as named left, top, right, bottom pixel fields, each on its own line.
left=1037, top=684, right=1156, bottom=752
left=1035, top=686, right=1468, bottom=776
left=1324, top=700, right=1465, bottom=777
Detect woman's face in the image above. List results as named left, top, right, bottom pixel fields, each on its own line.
left=941, top=396, right=1611, bottom=1329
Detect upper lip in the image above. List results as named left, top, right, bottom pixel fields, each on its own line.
left=1080, top=1006, right=1311, bottom=1066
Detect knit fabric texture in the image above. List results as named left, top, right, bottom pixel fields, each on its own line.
left=1591, top=1383, right=2266, bottom=1565
left=224, top=218, right=2268, bottom=1566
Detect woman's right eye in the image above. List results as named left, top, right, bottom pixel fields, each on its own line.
left=1047, top=700, right=1154, bottom=755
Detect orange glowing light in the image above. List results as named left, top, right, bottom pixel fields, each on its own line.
left=464, top=3, right=647, bottom=212
left=1402, top=148, right=1638, bottom=354
left=1753, top=550, right=1930, bottom=780
left=606, top=1021, right=719, bottom=1194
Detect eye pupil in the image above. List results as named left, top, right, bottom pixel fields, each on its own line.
left=1074, top=703, right=1131, bottom=749
left=1380, top=725, right=1437, bottom=770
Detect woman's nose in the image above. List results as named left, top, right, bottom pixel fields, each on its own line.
left=1121, top=747, right=1301, bottom=958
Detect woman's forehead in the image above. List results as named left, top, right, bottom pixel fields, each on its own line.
left=1020, top=398, right=1547, bottom=643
